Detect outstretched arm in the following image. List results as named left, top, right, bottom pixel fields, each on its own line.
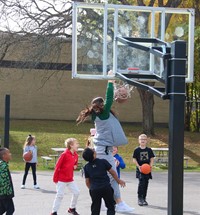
left=85, top=178, right=90, bottom=189
left=103, top=71, right=115, bottom=116
left=108, top=168, right=126, bottom=187
left=103, top=82, right=114, bottom=115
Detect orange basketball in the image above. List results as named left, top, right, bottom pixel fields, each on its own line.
left=114, top=86, right=129, bottom=103
left=23, top=151, right=33, bottom=162
left=140, top=164, right=151, bottom=174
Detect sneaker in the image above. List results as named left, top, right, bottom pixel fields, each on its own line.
left=115, top=202, right=134, bottom=213
left=68, top=208, right=80, bottom=215
left=143, top=199, right=148, bottom=206
left=34, top=184, right=40, bottom=189
left=21, top=185, right=25, bottom=189
left=100, top=202, right=107, bottom=211
left=50, top=212, right=57, bottom=215
left=138, top=198, right=144, bottom=206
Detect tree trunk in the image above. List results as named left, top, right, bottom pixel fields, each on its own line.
left=137, top=83, right=155, bottom=135
left=185, top=84, right=192, bottom=131
left=135, top=0, right=183, bottom=135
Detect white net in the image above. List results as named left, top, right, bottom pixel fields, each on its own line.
left=114, top=82, right=134, bottom=103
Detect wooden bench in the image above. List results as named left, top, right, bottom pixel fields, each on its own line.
left=78, top=158, right=85, bottom=169
left=41, top=156, right=53, bottom=167
left=154, top=157, right=168, bottom=165
left=184, top=156, right=190, bottom=168
left=49, top=154, right=59, bottom=164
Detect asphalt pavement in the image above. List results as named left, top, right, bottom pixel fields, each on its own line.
left=11, top=171, right=200, bottom=215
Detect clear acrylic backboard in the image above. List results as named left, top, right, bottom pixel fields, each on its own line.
left=72, top=3, right=195, bottom=82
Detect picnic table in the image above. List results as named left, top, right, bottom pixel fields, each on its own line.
left=152, top=147, right=189, bottom=168
left=51, top=147, right=84, bottom=154
left=152, top=147, right=168, bottom=156
left=50, top=147, right=85, bottom=166
left=152, top=147, right=169, bottom=165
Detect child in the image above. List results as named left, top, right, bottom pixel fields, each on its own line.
left=86, top=128, right=96, bottom=149
left=132, top=134, right=155, bottom=206
left=0, top=148, right=15, bottom=215
left=77, top=73, right=134, bottom=213
left=21, top=134, right=39, bottom=189
left=112, top=146, right=126, bottom=178
left=51, top=138, right=80, bottom=215
left=82, top=148, right=126, bottom=215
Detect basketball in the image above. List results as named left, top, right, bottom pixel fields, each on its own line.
left=114, top=86, right=129, bottom=103
left=140, top=163, right=151, bottom=174
left=23, top=151, right=33, bottom=162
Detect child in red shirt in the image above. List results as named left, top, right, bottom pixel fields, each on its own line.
left=51, top=138, right=80, bottom=215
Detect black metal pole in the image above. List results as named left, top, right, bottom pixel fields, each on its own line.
left=168, top=41, right=186, bottom=215
left=4, top=94, right=10, bottom=149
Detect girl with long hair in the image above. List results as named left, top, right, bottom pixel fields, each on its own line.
left=77, top=77, right=134, bottom=213
left=21, top=134, right=39, bottom=189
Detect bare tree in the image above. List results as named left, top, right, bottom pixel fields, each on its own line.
left=0, top=0, right=76, bottom=88
left=0, top=0, right=185, bottom=133
left=0, top=0, right=73, bottom=63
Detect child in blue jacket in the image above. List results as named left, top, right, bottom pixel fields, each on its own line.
left=112, top=146, right=126, bottom=178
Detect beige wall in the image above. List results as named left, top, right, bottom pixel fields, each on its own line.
left=0, top=68, right=169, bottom=122
left=0, top=38, right=169, bottom=122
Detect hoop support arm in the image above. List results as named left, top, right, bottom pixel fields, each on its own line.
left=116, top=72, right=168, bottom=99
left=116, top=36, right=171, bottom=59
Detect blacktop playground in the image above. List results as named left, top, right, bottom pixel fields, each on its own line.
left=11, top=171, right=199, bottom=215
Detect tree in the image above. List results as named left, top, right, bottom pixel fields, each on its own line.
left=0, top=0, right=75, bottom=88
left=74, top=0, right=187, bottom=135
left=1, top=0, right=198, bottom=133
left=122, top=0, right=183, bottom=135
left=184, top=0, right=200, bottom=132
left=0, top=0, right=72, bottom=62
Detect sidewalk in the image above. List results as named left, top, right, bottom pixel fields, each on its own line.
left=11, top=171, right=200, bottom=215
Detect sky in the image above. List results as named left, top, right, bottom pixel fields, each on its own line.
left=0, top=0, right=72, bottom=32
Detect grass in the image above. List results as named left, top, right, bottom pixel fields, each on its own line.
left=0, top=119, right=200, bottom=171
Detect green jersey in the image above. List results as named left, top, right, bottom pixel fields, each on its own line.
left=92, top=82, right=114, bottom=121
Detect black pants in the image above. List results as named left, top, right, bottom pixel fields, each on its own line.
left=89, top=186, right=115, bottom=215
left=0, top=198, right=15, bottom=215
left=22, top=162, right=37, bottom=185
left=137, top=174, right=149, bottom=199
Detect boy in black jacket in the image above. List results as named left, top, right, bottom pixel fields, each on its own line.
left=0, top=148, right=15, bottom=215
left=82, top=148, right=125, bottom=215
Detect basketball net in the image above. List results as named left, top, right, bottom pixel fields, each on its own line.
left=114, top=81, right=134, bottom=103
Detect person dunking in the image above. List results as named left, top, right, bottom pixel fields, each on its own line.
left=21, top=134, right=39, bottom=189
left=77, top=71, right=134, bottom=213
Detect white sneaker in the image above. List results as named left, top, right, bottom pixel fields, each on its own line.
left=115, top=202, right=135, bottom=213
left=34, top=184, right=40, bottom=189
left=100, top=200, right=107, bottom=211
left=21, top=185, right=25, bottom=189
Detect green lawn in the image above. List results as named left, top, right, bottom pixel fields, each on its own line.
left=0, top=120, right=199, bottom=171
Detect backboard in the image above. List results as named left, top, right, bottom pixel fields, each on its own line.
left=72, top=3, right=195, bottom=82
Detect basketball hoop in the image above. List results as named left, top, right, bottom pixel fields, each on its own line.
left=114, top=82, right=134, bottom=103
